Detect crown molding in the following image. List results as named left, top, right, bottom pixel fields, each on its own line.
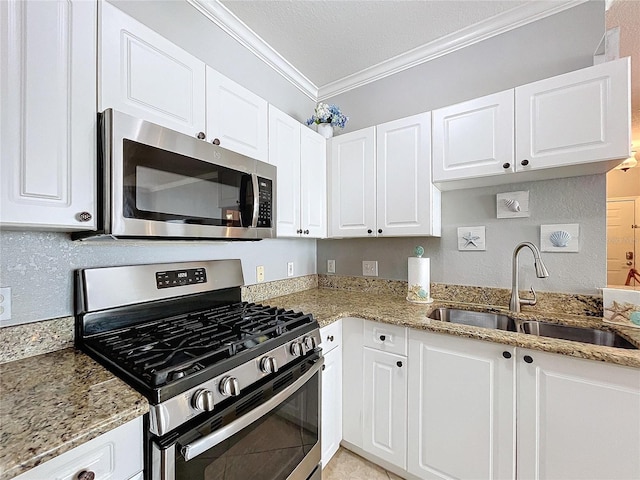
left=187, top=0, right=318, bottom=100
left=188, top=0, right=586, bottom=103
left=317, top=0, right=587, bottom=100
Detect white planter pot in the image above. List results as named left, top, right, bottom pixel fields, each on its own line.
left=317, top=123, right=334, bottom=139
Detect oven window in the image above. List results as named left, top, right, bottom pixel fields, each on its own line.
left=122, top=139, right=254, bottom=227
left=175, top=372, right=319, bottom=480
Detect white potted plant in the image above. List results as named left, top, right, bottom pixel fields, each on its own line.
left=305, top=102, right=348, bottom=138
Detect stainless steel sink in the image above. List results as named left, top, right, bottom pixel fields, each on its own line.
left=428, top=308, right=517, bottom=332
left=518, top=321, right=637, bottom=349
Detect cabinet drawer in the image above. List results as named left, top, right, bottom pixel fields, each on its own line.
left=363, top=321, right=407, bottom=356
left=14, top=417, right=143, bottom=480
left=320, top=321, right=342, bottom=354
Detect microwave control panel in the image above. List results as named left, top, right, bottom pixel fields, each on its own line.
left=257, top=177, right=273, bottom=228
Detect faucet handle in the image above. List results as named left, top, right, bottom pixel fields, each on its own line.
left=521, top=286, right=538, bottom=307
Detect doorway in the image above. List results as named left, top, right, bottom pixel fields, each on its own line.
left=606, top=197, right=638, bottom=286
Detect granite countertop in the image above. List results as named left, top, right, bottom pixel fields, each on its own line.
left=264, top=288, right=640, bottom=369
left=0, top=349, right=148, bottom=480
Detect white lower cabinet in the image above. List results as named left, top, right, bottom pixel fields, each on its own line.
left=341, top=319, right=639, bottom=480
left=362, top=347, right=407, bottom=470
left=14, top=417, right=143, bottom=480
left=407, top=330, right=515, bottom=480
left=321, top=321, right=343, bottom=467
left=517, top=348, right=640, bottom=480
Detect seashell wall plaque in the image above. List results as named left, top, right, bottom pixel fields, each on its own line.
left=497, top=191, right=529, bottom=218
left=541, top=224, right=579, bottom=252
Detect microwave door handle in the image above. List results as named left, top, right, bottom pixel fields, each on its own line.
left=251, top=174, right=259, bottom=228
left=180, top=357, right=323, bottom=462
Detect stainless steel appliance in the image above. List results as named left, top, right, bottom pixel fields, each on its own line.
left=74, top=110, right=276, bottom=241
left=75, top=260, right=322, bottom=480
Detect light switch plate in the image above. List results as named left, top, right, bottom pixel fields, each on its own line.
left=287, top=262, right=294, bottom=277
left=256, top=265, right=265, bottom=283
left=362, top=261, right=378, bottom=277
left=0, top=287, right=11, bottom=321
left=327, top=260, right=336, bottom=274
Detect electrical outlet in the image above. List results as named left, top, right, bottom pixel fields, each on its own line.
left=327, top=260, right=336, bottom=274
left=0, top=287, right=11, bottom=321
left=256, top=266, right=265, bottom=283
left=362, top=261, right=378, bottom=277
left=287, top=262, right=294, bottom=277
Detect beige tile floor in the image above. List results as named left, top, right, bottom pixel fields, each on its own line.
left=323, top=448, right=404, bottom=480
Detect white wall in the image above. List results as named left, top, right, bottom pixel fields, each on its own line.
left=317, top=1, right=609, bottom=295
left=318, top=175, right=606, bottom=295
left=0, top=233, right=315, bottom=326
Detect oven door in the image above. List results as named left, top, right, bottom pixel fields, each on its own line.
left=150, top=353, right=323, bottom=480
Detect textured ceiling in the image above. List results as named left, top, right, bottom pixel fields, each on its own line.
left=220, top=0, right=530, bottom=87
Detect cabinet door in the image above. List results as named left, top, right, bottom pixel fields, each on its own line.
left=433, top=90, right=515, bottom=182
left=376, top=112, right=440, bottom=237
left=407, top=331, right=516, bottom=480
left=362, top=347, right=407, bottom=470
left=517, top=349, right=640, bottom=480
left=268, top=106, right=301, bottom=237
left=342, top=318, right=364, bottom=448
left=328, top=128, right=376, bottom=238
left=321, top=345, right=342, bottom=467
left=0, top=0, right=96, bottom=230
left=300, top=127, right=327, bottom=238
left=206, top=67, right=268, bottom=162
left=99, top=1, right=206, bottom=138
left=515, top=58, right=630, bottom=171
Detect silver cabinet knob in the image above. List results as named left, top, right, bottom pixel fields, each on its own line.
left=197, top=131, right=206, bottom=140
left=77, top=471, right=95, bottom=480
left=219, top=377, right=240, bottom=397
left=192, top=389, right=215, bottom=411
left=76, top=211, right=92, bottom=222
left=290, top=341, right=303, bottom=357
left=259, top=356, right=278, bottom=374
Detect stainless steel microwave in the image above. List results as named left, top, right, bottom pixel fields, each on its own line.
left=74, top=109, right=276, bottom=241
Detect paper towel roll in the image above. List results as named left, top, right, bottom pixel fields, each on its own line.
left=407, top=257, right=433, bottom=303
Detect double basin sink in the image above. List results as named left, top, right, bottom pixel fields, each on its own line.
left=428, top=307, right=637, bottom=350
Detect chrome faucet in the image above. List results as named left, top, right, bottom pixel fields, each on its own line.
left=510, top=242, right=549, bottom=313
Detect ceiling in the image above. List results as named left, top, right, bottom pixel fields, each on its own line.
left=209, top=0, right=639, bottom=146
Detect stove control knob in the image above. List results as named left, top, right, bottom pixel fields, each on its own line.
left=290, top=341, right=303, bottom=357
left=303, top=336, right=317, bottom=350
left=192, top=389, right=215, bottom=412
left=219, top=376, right=240, bottom=397
left=260, top=356, right=278, bottom=374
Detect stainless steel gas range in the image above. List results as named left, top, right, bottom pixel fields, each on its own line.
left=75, top=260, right=323, bottom=480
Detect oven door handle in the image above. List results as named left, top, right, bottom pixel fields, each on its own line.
left=180, top=356, right=323, bottom=461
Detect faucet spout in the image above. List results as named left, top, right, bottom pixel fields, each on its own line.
left=510, top=242, right=549, bottom=313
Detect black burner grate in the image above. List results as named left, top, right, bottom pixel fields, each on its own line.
left=85, top=302, right=313, bottom=388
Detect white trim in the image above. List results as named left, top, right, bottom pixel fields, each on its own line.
left=188, top=0, right=586, bottom=102
left=186, top=0, right=318, bottom=100
left=318, top=0, right=587, bottom=100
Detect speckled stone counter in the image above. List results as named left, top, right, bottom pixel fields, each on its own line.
left=0, top=349, right=148, bottom=480
left=264, top=288, right=640, bottom=369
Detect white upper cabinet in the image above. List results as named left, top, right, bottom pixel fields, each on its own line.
left=1, top=0, right=97, bottom=231
left=269, top=106, right=326, bottom=238
left=433, top=58, right=631, bottom=190
left=329, top=127, right=377, bottom=238
left=300, top=126, right=327, bottom=238
left=269, top=106, right=301, bottom=237
left=328, top=118, right=440, bottom=239
left=432, top=90, right=515, bottom=183
left=517, top=348, right=640, bottom=480
left=376, top=113, right=440, bottom=237
left=515, top=57, right=630, bottom=171
left=206, top=67, right=268, bottom=161
left=99, top=1, right=206, bottom=138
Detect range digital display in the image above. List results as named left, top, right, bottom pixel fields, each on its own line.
left=156, top=268, right=207, bottom=289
